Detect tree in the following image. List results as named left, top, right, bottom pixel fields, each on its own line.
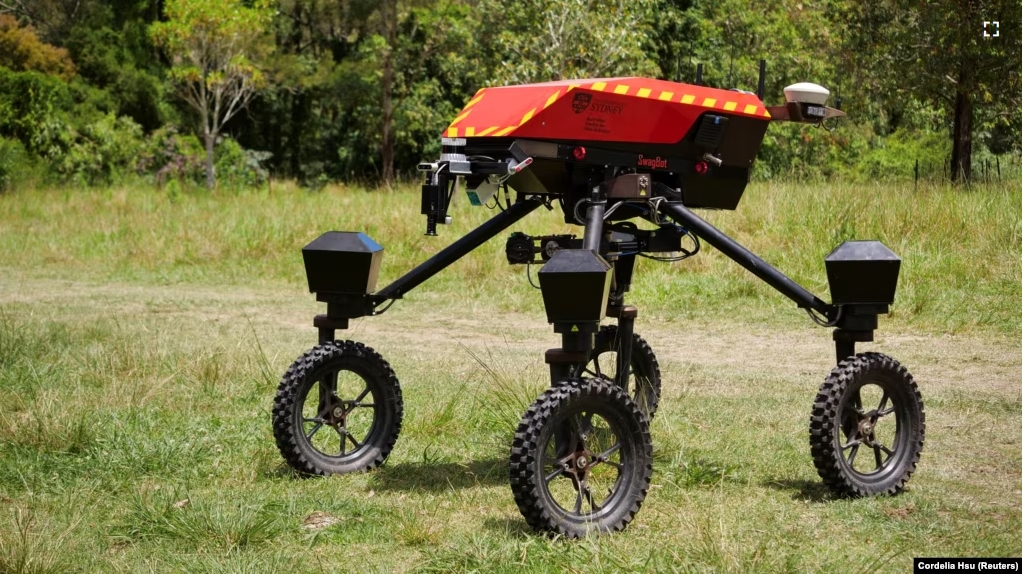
left=0, top=14, right=75, bottom=79
left=484, top=0, right=660, bottom=85
left=150, top=0, right=273, bottom=188
left=837, top=0, right=1021, bottom=182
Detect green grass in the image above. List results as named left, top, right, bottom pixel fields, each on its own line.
left=0, top=181, right=1019, bottom=572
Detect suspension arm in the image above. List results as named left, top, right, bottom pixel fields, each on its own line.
left=374, top=197, right=543, bottom=302
left=656, top=201, right=834, bottom=316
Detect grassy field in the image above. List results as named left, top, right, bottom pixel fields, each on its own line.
left=0, top=181, right=1019, bottom=572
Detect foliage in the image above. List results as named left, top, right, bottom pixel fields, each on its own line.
left=136, top=125, right=206, bottom=186
left=0, top=67, right=71, bottom=153
left=0, top=14, right=75, bottom=79
left=0, top=0, right=1019, bottom=185
left=483, top=0, right=660, bottom=84
left=150, top=0, right=275, bottom=188
left=214, top=136, right=272, bottom=189
left=833, top=0, right=1022, bottom=180
left=0, top=136, right=27, bottom=190
left=37, top=113, right=145, bottom=185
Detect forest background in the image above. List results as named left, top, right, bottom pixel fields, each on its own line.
left=0, top=0, right=1019, bottom=190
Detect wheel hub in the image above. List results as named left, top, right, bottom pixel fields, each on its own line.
left=559, top=442, right=597, bottom=485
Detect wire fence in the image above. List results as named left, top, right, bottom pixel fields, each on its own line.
left=914, top=155, right=1022, bottom=185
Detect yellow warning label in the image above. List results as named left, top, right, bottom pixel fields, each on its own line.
left=571, top=325, right=579, bottom=332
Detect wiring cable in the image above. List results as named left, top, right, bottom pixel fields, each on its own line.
left=805, top=305, right=843, bottom=327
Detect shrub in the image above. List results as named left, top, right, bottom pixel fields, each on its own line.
left=0, top=136, right=27, bottom=190
left=136, top=125, right=205, bottom=186
left=214, top=136, right=272, bottom=189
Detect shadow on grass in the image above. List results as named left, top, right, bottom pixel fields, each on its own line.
left=369, top=457, right=508, bottom=492
left=760, top=478, right=836, bottom=502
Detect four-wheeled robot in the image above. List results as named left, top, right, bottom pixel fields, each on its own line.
left=271, top=73, right=925, bottom=538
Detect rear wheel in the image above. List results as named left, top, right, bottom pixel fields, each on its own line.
left=510, top=378, right=653, bottom=538
left=578, top=326, right=661, bottom=419
left=809, top=352, right=925, bottom=496
left=272, top=340, right=403, bottom=475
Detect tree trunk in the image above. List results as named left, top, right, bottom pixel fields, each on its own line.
left=950, top=70, right=973, bottom=183
left=204, top=129, right=216, bottom=190
left=380, top=0, right=396, bottom=187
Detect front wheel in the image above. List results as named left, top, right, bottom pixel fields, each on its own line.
left=579, top=326, right=661, bottom=419
left=510, top=378, right=653, bottom=538
left=272, top=340, right=403, bottom=475
left=809, top=352, right=925, bottom=496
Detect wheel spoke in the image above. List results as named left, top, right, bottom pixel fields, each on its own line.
left=877, top=406, right=895, bottom=417
left=841, top=437, right=861, bottom=450
left=878, top=443, right=894, bottom=456
left=305, top=421, right=324, bottom=440
left=873, top=444, right=883, bottom=469
left=583, top=484, right=600, bottom=512
left=877, top=392, right=889, bottom=413
left=573, top=487, right=583, bottom=514
left=847, top=443, right=859, bottom=466
left=602, top=460, right=623, bottom=471
left=353, top=385, right=372, bottom=404
left=545, top=467, right=565, bottom=484
left=345, top=431, right=362, bottom=451
left=596, top=442, right=621, bottom=462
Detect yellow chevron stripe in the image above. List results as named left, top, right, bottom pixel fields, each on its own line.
left=658, top=91, right=674, bottom=101
left=476, top=126, right=498, bottom=136
left=446, top=127, right=458, bottom=137
left=613, top=84, right=630, bottom=95
left=744, top=104, right=758, bottom=114
left=520, top=108, right=536, bottom=125
left=495, top=126, right=516, bottom=136
left=592, top=81, right=607, bottom=91
left=723, top=101, right=737, bottom=111
left=465, top=127, right=476, bottom=137
left=465, top=93, right=485, bottom=108
left=681, top=94, right=695, bottom=104
left=702, top=97, right=717, bottom=107
left=450, top=109, right=471, bottom=125
left=567, top=83, right=580, bottom=91
left=637, top=88, right=652, bottom=98
left=544, top=90, right=560, bottom=109
left=763, top=110, right=772, bottom=118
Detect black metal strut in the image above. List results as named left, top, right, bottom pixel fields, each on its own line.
left=656, top=200, right=834, bottom=317
left=374, top=197, right=543, bottom=302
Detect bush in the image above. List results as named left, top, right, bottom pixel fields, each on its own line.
left=0, top=136, right=27, bottom=190
left=856, top=128, right=949, bottom=181
left=214, top=136, right=271, bottom=189
left=136, top=125, right=205, bottom=186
